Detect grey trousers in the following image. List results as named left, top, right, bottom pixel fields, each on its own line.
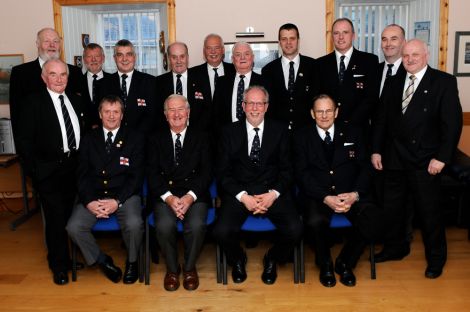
left=66, top=195, right=144, bottom=265
left=153, top=201, right=208, bottom=273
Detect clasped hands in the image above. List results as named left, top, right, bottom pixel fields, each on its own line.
left=166, top=194, right=194, bottom=220
left=87, top=199, right=119, bottom=218
left=323, top=193, right=356, bottom=213
left=241, top=192, right=277, bottom=215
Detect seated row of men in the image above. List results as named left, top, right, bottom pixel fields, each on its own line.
left=11, top=18, right=462, bottom=289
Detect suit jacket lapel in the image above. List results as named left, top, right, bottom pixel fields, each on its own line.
left=311, top=126, right=329, bottom=167
left=404, top=67, right=432, bottom=117
left=43, top=90, right=64, bottom=147
left=128, top=71, right=141, bottom=99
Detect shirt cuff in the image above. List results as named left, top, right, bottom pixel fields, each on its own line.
left=269, top=189, right=280, bottom=198
left=161, top=191, right=172, bottom=202
left=236, top=191, right=247, bottom=202
left=187, top=190, right=197, bottom=201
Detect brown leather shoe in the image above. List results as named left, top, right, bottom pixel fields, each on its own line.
left=183, top=269, right=199, bottom=291
left=164, top=270, right=180, bottom=291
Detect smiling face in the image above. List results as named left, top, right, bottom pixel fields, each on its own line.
left=243, top=87, right=269, bottom=127
left=381, top=25, right=406, bottom=63
left=114, top=46, right=136, bottom=73
left=84, top=47, right=105, bottom=74
left=169, top=42, right=189, bottom=74
left=402, top=39, right=429, bottom=74
left=311, top=96, right=338, bottom=131
left=232, top=43, right=254, bottom=74
left=100, top=101, right=123, bottom=131
left=165, top=95, right=190, bottom=133
left=332, top=20, right=355, bottom=54
left=279, top=29, right=299, bottom=59
left=204, top=35, right=225, bottom=67
left=41, top=60, right=68, bottom=94
left=36, top=28, right=61, bottom=61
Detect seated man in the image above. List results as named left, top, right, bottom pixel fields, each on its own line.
left=67, top=95, right=145, bottom=284
left=213, top=85, right=302, bottom=285
left=293, top=94, right=379, bottom=287
left=147, top=94, right=212, bottom=291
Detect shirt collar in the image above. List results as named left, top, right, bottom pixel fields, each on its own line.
left=88, top=70, right=104, bottom=79
left=335, top=46, right=353, bottom=60
left=173, top=70, right=188, bottom=79
left=246, top=119, right=265, bottom=132
left=281, top=54, right=300, bottom=66
left=118, top=70, right=134, bottom=78
left=407, top=65, right=427, bottom=81
left=103, top=127, right=120, bottom=139
left=316, top=124, right=335, bottom=140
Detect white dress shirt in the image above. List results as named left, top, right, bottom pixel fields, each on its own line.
left=281, top=54, right=300, bottom=89
left=335, top=46, right=353, bottom=73
left=207, top=62, right=225, bottom=97
left=87, top=70, right=104, bottom=100
left=118, top=70, right=134, bottom=94
left=379, top=58, right=402, bottom=96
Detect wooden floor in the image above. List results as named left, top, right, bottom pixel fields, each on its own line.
left=1, top=200, right=470, bottom=312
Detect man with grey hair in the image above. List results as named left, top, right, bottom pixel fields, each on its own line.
left=147, top=94, right=212, bottom=291
left=213, top=42, right=264, bottom=129
left=10, top=27, right=82, bottom=137
left=372, top=39, right=462, bottom=278
left=99, top=39, right=157, bottom=135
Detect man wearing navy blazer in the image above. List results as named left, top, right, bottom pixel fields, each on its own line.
left=67, top=95, right=145, bottom=285
left=372, top=39, right=463, bottom=279
left=15, top=59, right=86, bottom=285
left=147, top=94, right=212, bottom=291
left=156, top=42, right=212, bottom=132
left=81, top=43, right=112, bottom=128
left=213, top=42, right=265, bottom=129
left=9, top=27, right=82, bottom=139
left=99, top=39, right=157, bottom=135
left=262, top=23, right=318, bottom=130
left=213, top=86, right=302, bottom=285
left=189, top=33, right=235, bottom=102
left=294, top=94, right=378, bottom=287
left=316, top=18, right=379, bottom=133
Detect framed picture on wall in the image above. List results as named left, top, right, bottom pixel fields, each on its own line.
left=0, top=54, right=24, bottom=104
left=454, top=32, right=470, bottom=77
left=224, top=41, right=280, bottom=74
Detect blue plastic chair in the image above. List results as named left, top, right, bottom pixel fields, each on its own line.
left=216, top=215, right=304, bottom=284
left=329, top=213, right=376, bottom=279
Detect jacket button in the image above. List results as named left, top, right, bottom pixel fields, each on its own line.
left=102, top=170, right=106, bottom=175
left=103, top=180, right=108, bottom=184
left=169, top=181, right=173, bottom=185
left=331, top=186, right=336, bottom=190
left=329, top=170, right=334, bottom=175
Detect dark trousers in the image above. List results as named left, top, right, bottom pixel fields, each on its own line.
left=212, top=194, right=302, bottom=265
left=34, top=157, right=77, bottom=273
left=154, top=201, right=208, bottom=273
left=304, top=199, right=379, bottom=268
left=383, top=169, right=446, bottom=268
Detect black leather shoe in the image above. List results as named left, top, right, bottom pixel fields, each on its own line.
left=335, top=259, right=356, bottom=287
left=123, top=261, right=139, bottom=284
left=231, top=254, right=247, bottom=283
left=319, top=262, right=336, bottom=287
left=425, top=267, right=443, bottom=279
left=53, top=271, right=69, bottom=285
left=99, top=255, right=122, bottom=283
left=374, top=248, right=410, bottom=263
left=261, top=255, right=277, bottom=285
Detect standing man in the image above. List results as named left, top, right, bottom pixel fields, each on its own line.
left=9, top=27, right=82, bottom=137
left=82, top=43, right=111, bottom=128
left=371, top=39, right=462, bottom=278
left=15, top=59, right=86, bottom=285
left=213, top=86, right=302, bottom=285
left=156, top=42, right=212, bottom=132
left=379, top=24, right=406, bottom=97
left=317, top=18, right=379, bottom=133
left=147, top=94, right=212, bottom=291
left=190, top=33, right=235, bottom=101
left=213, top=42, right=264, bottom=129
left=99, top=39, right=157, bottom=135
left=294, top=94, right=379, bottom=287
left=262, top=23, right=318, bottom=130
left=66, top=95, right=145, bottom=284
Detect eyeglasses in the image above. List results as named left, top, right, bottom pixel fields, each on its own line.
left=244, top=101, right=267, bottom=108
left=313, top=109, right=335, bottom=116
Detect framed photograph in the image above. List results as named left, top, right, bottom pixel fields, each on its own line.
left=224, top=41, right=280, bottom=74
left=414, top=21, right=431, bottom=45
left=74, top=56, right=83, bottom=68
left=81, top=34, right=90, bottom=48
left=453, top=32, right=470, bottom=77
left=0, top=54, right=24, bottom=104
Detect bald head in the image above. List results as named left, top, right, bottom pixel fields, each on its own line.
left=381, top=24, right=406, bottom=63
left=402, top=39, right=429, bottom=74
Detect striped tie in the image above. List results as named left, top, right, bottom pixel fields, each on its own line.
left=58, top=95, right=76, bottom=151
left=402, top=75, right=417, bottom=114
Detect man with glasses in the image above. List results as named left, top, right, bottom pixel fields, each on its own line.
left=213, top=85, right=302, bottom=285
left=294, top=94, right=379, bottom=287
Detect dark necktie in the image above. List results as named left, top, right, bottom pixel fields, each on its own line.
left=288, top=61, right=295, bottom=94
left=58, top=95, right=76, bottom=151
left=339, top=55, right=346, bottom=84
left=325, top=130, right=332, bottom=145
left=105, top=131, right=113, bottom=154
left=176, top=74, right=183, bottom=95
left=386, top=64, right=394, bottom=78
left=249, top=127, right=261, bottom=166
left=92, top=74, right=98, bottom=105
left=174, top=133, right=182, bottom=166
left=121, top=74, right=128, bottom=105
left=213, top=67, right=219, bottom=86
left=236, top=75, right=245, bottom=120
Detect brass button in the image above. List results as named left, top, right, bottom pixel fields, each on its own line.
left=331, top=186, right=336, bottom=190
left=169, top=181, right=173, bottom=185
left=102, top=170, right=106, bottom=175
left=104, top=191, right=108, bottom=194
left=103, top=180, right=108, bottom=184
left=338, top=102, right=341, bottom=106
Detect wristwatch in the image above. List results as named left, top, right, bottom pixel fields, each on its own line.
left=116, top=199, right=123, bottom=208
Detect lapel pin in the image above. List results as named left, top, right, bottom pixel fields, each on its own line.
left=424, top=90, right=428, bottom=93
left=339, top=132, right=343, bottom=136
left=299, top=73, right=303, bottom=77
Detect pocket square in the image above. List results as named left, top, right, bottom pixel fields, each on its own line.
left=344, top=142, right=354, bottom=146
left=353, top=74, right=365, bottom=78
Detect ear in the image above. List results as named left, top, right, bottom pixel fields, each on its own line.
left=310, top=109, right=316, bottom=120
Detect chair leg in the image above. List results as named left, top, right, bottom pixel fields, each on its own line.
left=145, top=219, right=150, bottom=285
left=216, top=244, right=221, bottom=283
left=299, top=239, right=305, bottom=283
left=294, top=245, right=299, bottom=284
left=71, top=240, right=77, bottom=282
left=138, top=239, right=144, bottom=283
left=222, top=248, right=228, bottom=285
left=370, top=242, right=376, bottom=280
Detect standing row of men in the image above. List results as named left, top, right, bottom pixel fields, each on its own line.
left=9, top=16, right=462, bottom=289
